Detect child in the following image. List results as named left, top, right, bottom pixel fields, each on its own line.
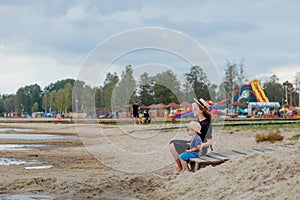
left=177, top=121, right=202, bottom=174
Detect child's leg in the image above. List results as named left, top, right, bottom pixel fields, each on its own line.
left=178, top=152, right=190, bottom=171
left=179, top=158, right=189, bottom=171
left=179, top=152, right=198, bottom=172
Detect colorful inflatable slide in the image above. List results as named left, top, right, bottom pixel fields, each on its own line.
left=234, top=79, right=269, bottom=102
left=174, top=110, right=193, bottom=118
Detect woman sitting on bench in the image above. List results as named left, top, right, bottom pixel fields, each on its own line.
left=169, top=98, right=212, bottom=175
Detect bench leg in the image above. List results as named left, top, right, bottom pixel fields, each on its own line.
left=189, top=161, right=195, bottom=172
left=194, top=162, right=199, bottom=172
left=189, top=161, right=200, bottom=172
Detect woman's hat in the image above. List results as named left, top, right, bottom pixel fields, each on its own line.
left=193, top=98, right=211, bottom=112
left=187, top=121, right=201, bottom=133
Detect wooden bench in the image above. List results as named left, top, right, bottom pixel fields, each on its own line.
left=189, top=145, right=297, bottom=172
left=189, top=152, right=229, bottom=172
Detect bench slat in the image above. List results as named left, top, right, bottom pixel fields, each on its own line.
left=232, top=149, right=258, bottom=155
left=252, top=147, right=274, bottom=152
left=189, top=158, right=209, bottom=164
left=212, top=150, right=244, bottom=159
left=206, top=152, right=229, bottom=161
left=200, top=155, right=224, bottom=164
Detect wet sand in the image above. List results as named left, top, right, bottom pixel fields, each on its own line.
left=0, top=121, right=299, bottom=200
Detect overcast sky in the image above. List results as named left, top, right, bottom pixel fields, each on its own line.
left=1, top=0, right=300, bottom=94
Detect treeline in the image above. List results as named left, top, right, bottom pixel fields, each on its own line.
left=0, top=62, right=299, bottom=116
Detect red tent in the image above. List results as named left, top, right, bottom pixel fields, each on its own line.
left=167, top=102, right=180, bottom=109
left=217, top=99, right=228, bottom=105
left=139, top=104, right=148, bottom=109
left=147, top=104, right=157, bottom=109
left=229, top=102, right=245, bottom=108
left=180, top=101, right=192, bottom=109
left=211, top=109, right=219, bottom=115
left=207, top=100, right=215, bottom=105
left=157, top=103, right=166, bottom=109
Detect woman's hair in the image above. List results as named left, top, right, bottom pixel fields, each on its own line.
left=203, top=109, right=212, bottom=122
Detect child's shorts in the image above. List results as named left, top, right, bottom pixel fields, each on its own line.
left=179, top=152, right=199, bottom=161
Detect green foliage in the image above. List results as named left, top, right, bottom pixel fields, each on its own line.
left=31, top=102, right=39, bottom=112
left=138, top=72, right=155, bottom=106
left=94, top=87, right=104, bottom=109
left=223, top=60, right=238, bottom=102
left=217, top=82, right=227, bottom=102
left=0, top=95, right=4, bottom=114
left=263, top=74, right=284, bottom=103
left=255, top=129, right=284, bottom=143
left=16, top=84, right=42, bottom=114
left=219, top=122, right=300, bottom=131
left=72, top=81, right=95, bottom=113
left=153, top=70, right=182, bottom=104
left=236, top=57, right=248, bottom=84
left=3, top=95, right=15, bottom=113
left=185, top=66, right=211, bottom=101
left=292, top=134, right=300, bottom=140
left=208, top=84, right=218, bottom=102
left=42, top=80, right=76, bottom=113
left=114, top=65, right=137, bottom=109
left=102, top=72, right=119, bottom=110
left=0, top=94, right=13, bottom=114
left=44, top=78, right=75, bottom=92
left=221, top=58, right=248, bottom=103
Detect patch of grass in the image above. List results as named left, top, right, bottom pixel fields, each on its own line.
left=220, top=122, right=300, bottom=131
left=292, top=134, right=300, bottom=140
left=255, top=129, right=284, bottom=143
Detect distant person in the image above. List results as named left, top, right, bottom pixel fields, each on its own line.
left=257, top=108, right=263, bottom=117
left=262, top=107, right=269, bottom=115
left=176, top=121, right=202, bottom=174
left=142, top=109, right=151, bottom=124
left=132, top=101, right=140, bottom=124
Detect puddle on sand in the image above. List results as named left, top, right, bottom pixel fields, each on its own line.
left=0, top=134, right=77, bottom=140
left=0, top=144, right=47, bottom=151
left=0, top=194, right=139, bottom=200
left=0, top=127, right=33, bottom=132
left=25, top=165, right=53, bottom=170
left=0, top=194, right=55, bottom=200
left=0, top=158, right=37, bottom=166
left=1, top=158, right=54, bottom=170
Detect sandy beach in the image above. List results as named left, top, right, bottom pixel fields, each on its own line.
left=0, top=121, right=299, bottom=200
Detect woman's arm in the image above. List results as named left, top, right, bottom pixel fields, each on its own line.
left=196, top=139, right=212, bottom=150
